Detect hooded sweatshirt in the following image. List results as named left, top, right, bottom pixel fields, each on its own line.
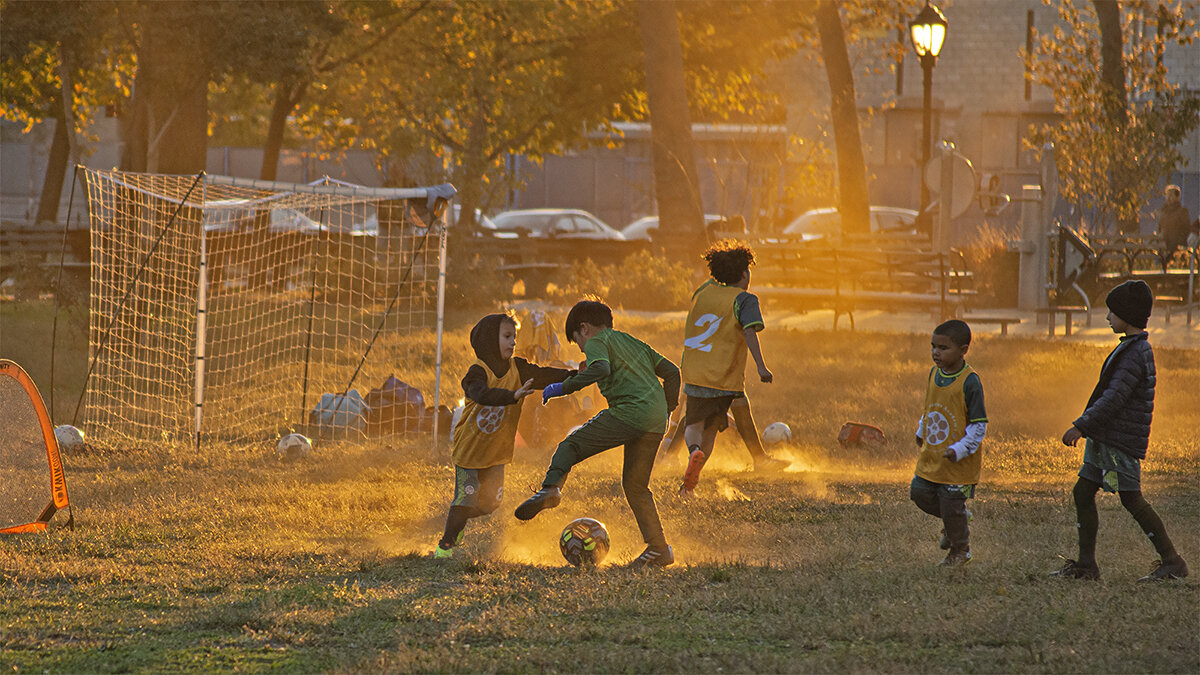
left=452, top=314, right=574, bottom=468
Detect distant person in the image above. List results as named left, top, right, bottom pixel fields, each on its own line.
left=910, top=319, right=988, bottom=567
left=515, top=300, right=681, bottom=569
left=1050, top=281, right=1189, bottom=582
left=677, top=240, right=785, bottom=498
left=1155, top=184, right=1191, bottom=262
left=431, top=313, right=574, bottom=559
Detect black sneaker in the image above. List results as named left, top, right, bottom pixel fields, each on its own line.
left=514, top=486, right=561, bottom=521
left=1138, top=556, right=1189, bottom=582
left=627, top=545, right=674, bottom=569
left=1048, top=558, right=1100, bottom=580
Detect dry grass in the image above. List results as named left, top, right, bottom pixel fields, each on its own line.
left=1, top=307, right=1197, bottom=673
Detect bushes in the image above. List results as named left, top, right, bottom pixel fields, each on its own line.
left=547, top=249, right=695, bottom=311
left=959, top=223, right=1019, bottom=307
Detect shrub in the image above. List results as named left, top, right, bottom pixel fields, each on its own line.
left=959, top=223, right=1019, bottom=307
left=548, top=249, right=693, bottom=311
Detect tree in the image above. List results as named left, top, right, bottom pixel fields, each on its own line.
left=638, top=0, right=705, bottom=257
left=815, top=0, right=870, bottom=236
left=1, top=0, right=124, bottom=223
left=1028, top=0, right=1200, bottom=234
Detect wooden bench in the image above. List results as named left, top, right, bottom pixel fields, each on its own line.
left=1035, top=306, right=1088, bottom=337
left=0, top=226, right=90, bottom=270
left=752, top=240, right=971, bottom=330
left=962, top=315, right=1023, bottom=336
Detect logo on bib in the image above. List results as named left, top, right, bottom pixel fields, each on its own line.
left=923, top=411, right=951, bottom=446
left=476, top=406, right=506, bottom=434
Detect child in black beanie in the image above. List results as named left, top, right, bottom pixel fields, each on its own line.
left=1051, top=280, right=1189, bottom=581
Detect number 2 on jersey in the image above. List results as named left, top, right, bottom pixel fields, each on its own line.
left=683, top=313, right=721, bottom=352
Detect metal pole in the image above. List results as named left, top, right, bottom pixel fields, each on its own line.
left=919, top=56, right=933, bottom=231
left=432, top=222, right=448, bottom=447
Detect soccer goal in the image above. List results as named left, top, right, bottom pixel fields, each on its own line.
left=79, top=168, right=454, bottom=449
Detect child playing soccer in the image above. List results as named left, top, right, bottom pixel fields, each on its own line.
left=432, top=313, right=574, bottom=559
left=1050, top=280, right=1189, bottom=581
left=678, top=240, right=783, bottom=497
left=910, top=319, right=987, bottom=567
left=514, top=300, right=681, bottom=568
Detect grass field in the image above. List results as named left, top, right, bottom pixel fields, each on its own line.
left=2, top=304, right=1198, bottom=673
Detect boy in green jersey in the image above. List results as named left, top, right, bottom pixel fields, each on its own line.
left=515, top=300, right=681, bottom=568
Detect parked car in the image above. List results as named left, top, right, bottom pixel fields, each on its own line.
left=621, top=214, right=726, bottom=242
left=487, top=209, right=626, bottom=241
left=782, top=206, right=919, bottom=241
left=449, top=204, right=497, bottom=231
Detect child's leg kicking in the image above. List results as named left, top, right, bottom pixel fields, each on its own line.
left=515, top=411, right=630, bottom=521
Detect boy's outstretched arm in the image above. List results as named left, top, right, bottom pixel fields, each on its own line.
left=743, top=327, right=773, bottom=383
left=655, top=357, right=681, bottom=414
left=462, top=365, right=529, bottom=406
left=514, top=358, right=576, bottom=389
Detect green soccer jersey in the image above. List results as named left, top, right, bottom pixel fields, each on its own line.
left=564, top=327, right=669, bottom=433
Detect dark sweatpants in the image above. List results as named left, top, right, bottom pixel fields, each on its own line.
left=910, top=475, right=973, bottom=554
left=542, top=410, right=667, bottom=549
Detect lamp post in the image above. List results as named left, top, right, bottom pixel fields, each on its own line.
left=910, top=1, right=947, bottom=234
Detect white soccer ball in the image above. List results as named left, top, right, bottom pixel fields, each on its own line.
left=53, top=424, right=85, bottom=451
left=761, top=422, right=792, bottom=446
left=276, top=433, right=313, bottom=461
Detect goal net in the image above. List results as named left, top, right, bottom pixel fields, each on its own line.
left=79, top=169, right=452, bottom=449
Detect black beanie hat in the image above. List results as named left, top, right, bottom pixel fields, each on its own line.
left=1105, top=280, right=1153, bottom=329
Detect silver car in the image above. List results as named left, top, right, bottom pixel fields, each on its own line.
left=783, top=206, right=919, bottom=241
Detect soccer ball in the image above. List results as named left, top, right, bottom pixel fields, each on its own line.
left=276, top=433, right=313, bottom=461
left=53, top=424, right=85, bottom=451
left=761, top=422, right=792, bottom=446
left=559, top=517, right=610, bottom=567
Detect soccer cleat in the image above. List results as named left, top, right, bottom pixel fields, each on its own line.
left=753, top=456, right=789, bottom=473
left=514, top=486, right=561, bottom=521
left=1048, top=558, right=1100, bottom=580
left=939, top=550, right=973, bottom=567
left=680, top=449, right=707, bottom=494
left=627, top=545, right=674, bottom=569
left=939, top=508, right=972, bottom=550
left=1138, top=556, right=1189, bottom=582
left=431, top=544, right=454, bottom=559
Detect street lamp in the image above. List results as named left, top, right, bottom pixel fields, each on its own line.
left=910, top=1, right=947, bottom=233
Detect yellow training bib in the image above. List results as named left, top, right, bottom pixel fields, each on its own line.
left=681, top=282, right=748, bottom=392
left=452, top=359, right=523, bottom=469
left=915, top=364, right=982, bottom=485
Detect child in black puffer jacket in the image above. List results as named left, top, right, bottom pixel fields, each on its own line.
left=1051, top=280, right=1188, bottom=582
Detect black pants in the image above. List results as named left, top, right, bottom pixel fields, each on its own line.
left=910, top=476, right=972, bottom=554
left=542, top=410, right=667, bottom=549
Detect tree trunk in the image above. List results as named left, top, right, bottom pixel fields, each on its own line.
left=1093, top=0, right=1136, bottom=233
left=816, top=0, right=870, bottom=236
left=637, top=0, right=704, bottom=259
left=262, top=81, right=306, bottom=182
left=35, top=99, right=70, bottom=225
left=142, top=7, right=209, bottom=175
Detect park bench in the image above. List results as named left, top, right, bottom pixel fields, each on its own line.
left=1035, top=305, right=1089, bottom=337
left=1095, top=246, right=1198, bottom=326
left=961, top=313, right=1023, bottom=336
left=751, top=236, right=972, bottom=330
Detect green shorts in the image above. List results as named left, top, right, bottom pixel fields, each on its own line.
left=1079, top=439, right=1141, bottom=493
left=451, top=464, right=505, bottom=512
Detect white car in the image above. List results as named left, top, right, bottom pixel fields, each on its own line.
left=621, top=214, right=726, bottom=242
left=782, top=206, right=919, bottom=241
left=488, top=209, right=626, bottom=241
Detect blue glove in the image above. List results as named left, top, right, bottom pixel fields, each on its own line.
left=542, top=382, right=565, bottom=405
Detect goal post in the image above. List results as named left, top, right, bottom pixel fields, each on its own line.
left=79, top=168, right=454, bottom=449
